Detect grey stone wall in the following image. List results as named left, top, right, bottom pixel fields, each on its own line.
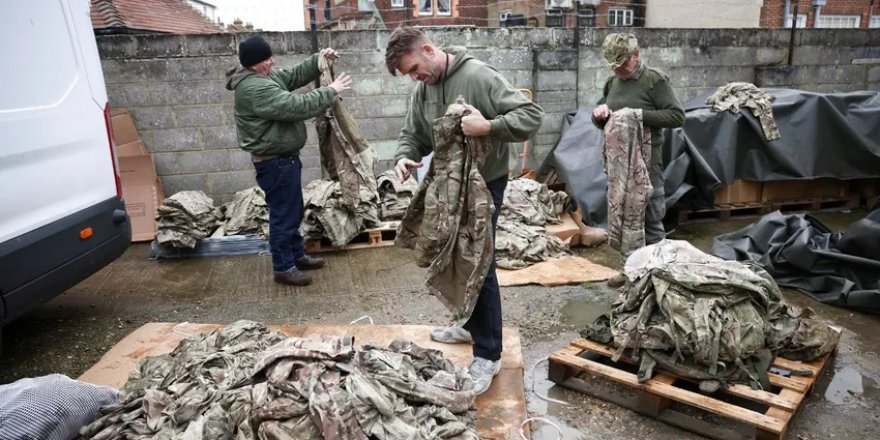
left=97, top=28, right=880, bottom=203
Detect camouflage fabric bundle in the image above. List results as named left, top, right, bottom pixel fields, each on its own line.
left=220, top=186, right=269, bottom=237
left=582, top=240, right=838, bottom=393
left=603, top=108, right=652, bottom=255
left=495, top=178, right=570, bottom=269
left=302, top=179, right=381, bottom=247
left=377, top=170, right=418, bottom=221
left=79, top=321, right=478, bottom=440
left=397, top=98, right=494, bottom=321
left=155, top=191, right=224, bottom=249
left=316, top=56, right=380, bottom=209
left=707, top=82, right=781, bottom=141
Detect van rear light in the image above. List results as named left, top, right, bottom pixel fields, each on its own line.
left=103, top=103, right=122, bottom=198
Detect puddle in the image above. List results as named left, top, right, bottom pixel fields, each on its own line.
left=558, top=295, right=613, bottom=328
left=824, top=366, right=879, bottom=405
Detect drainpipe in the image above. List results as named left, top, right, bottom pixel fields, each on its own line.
left=870, top=1, right=876, bottom=28
left=783, top=0, right=791, bottom=27
left=812, top=1, right=827, bottom=28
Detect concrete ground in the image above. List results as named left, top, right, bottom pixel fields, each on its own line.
left=2, top=210, right=878, bottom=439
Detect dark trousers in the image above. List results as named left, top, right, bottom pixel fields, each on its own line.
left=254, top=156, right=306, bottom=273
left=464, top=177, right=507, bottom=361
left=645, top=156, right=666, bottom=245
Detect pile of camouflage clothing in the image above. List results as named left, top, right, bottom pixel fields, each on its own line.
left=302, top=179, right=382, bottom=247
left=156, top=191, right=224, bottom=249
left=707, top=82, right=780, bottom=141
left=495, top=179, right=571, bottom=270
left=581, top=240, right=838, bottom=393
left=214, top=187, right=270, bottom=238
left=79, top=321, right=479, bottom=440
left=377, top=170, right=418, bottom=221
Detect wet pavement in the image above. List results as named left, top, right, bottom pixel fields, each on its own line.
left=2, top=210, right=879, bottom=439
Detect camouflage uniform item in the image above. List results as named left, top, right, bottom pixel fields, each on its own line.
left=603, top=108, right=652, bottom=256
left=602, top=33, right=638, bottom=70
left=501, top=178, right=569, bottom=226
left=79, top=321, right=479, bottom=440
left=495, top=220, right=569, bottom=270
left=156, top=190, right=225, bottom=249
left=377, top=170, right=418, bottom=221
left=397, top=98, right=494, bottom=321
left=580, top=241, right=838, bottom=392
left=302, top=179, right=380, bottom=247
left=221, top=186, right=269, bottom=237
left=316, top=56, right=380, bottom=208
left=707, top=82, right=780, bottom=141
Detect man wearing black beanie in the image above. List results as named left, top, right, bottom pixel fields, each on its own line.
left=226, top=36, right=352, bottom=286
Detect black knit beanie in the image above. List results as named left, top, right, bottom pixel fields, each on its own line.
left=239, top=36, right=272, bottom=67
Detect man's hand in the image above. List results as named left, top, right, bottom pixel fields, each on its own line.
left=329, top=73, right=352, bottom=94
left=592, top=104, right=613, bottom=121
left=460, top=104, right=491, bottom=137
left=320, top=48, right=340, bottom=60
left=394, top=158, right=423, bottom=182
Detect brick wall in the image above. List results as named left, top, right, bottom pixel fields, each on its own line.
left=97, top=28, right=880, bottom=202
left=761, top=0, right=876, bottom=28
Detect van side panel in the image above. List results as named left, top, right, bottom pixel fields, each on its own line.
left=0, top=0, right=118, bottom=244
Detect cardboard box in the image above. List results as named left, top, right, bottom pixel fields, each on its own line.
left=117, top=140, right=148, bottom=158
left=110, top=108, right=139, bottom=146
left=762, top=179, right=849, bottom=202
left=119, top=155, right=158, bottom=186
left=122, top=184, right=159, bottom=242
left=714, top=180, right=763, bottom=205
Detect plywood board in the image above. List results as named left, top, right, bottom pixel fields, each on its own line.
left=78, top=323, right=526, bottom=440
left=497, top=256, right=619, bottom=287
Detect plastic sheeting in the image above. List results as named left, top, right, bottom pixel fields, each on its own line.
left=713, top=208, right=880, bottom=314
left=550, top=89, right=880, bottom=226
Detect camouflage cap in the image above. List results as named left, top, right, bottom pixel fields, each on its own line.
left=602, top=33, right=638, bottom=70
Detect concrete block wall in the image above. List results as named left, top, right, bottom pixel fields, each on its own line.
left=97, top=28, right=879, bottom=202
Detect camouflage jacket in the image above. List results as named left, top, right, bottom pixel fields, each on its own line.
left=302, top=179, right=381, bottom=247
left=603, top=108, right=652, bottom=256
left=707, top=82, right=780, bottom=141
left=316, top=57, right=380, bottom=209
left=397, top=99, right=494, bottom=321
left=377, top=170, right=418, bottom=221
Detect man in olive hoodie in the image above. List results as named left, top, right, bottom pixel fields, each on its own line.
left=385, top=27, right=543, bottom=395
left=226, top=36, right=352, bottom=286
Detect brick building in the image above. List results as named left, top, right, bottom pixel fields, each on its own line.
left=488, top=0, right=645, bottom=28
left=91, top=0, right=222, bottom=34
left=761, top=0, right=879, bottom=29
left=305, top=0, right=488, bottom=29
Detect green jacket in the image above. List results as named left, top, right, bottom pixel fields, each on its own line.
left=394, top=47, right=544, bottom=182
left=225, top=54, right=337, bottom=156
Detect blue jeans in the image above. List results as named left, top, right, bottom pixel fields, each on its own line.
left=464, top=176, right=507, bottom=361
left=254, top=156, right=306, bottom=273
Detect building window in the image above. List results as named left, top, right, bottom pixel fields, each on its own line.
left=608, top=8, right=633, bottom=27
left=546, top=9, right=564, bottom=27
left=578, top=6, right=595, bottom=28
left=816, top=15, right=861, bottom=28
left=871, top=16, right=880, bottom=28
left=419, top=0, right=451, bottom=16
left=784, top=14, right=807, bottom=28
left=391, top=0, right=404, bottom=7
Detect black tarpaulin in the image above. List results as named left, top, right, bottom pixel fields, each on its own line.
left=712, top=208, right=880, bottom=314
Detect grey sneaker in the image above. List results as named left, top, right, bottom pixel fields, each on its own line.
left=470, top=357, right=501, bottom=396
left=430, top=325, right=473, bottom=344
left=607, top=274, right=626, bottom=288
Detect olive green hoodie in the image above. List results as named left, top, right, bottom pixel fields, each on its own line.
left=225, top=53, right=337, bottom=156
left=394, top=47, right=544, bottom=182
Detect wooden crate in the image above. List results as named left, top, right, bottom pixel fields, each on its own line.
left=714, top=180, right=763, bottom=205
left=549, top=332, right=840, bottom=440
left=304, top=221, right=399, bottom=253
left=761, top=179, right=849, bottom=203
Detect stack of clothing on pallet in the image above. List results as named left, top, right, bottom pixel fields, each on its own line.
left=78, top=321, right=479, bottom=440
left=301, top=180, right=381, bottom=247
left=581, top=240, right=838, bottom=393
left=496, top=178, right=571, bottom=269
left=377, top=170, right=419, bottom=221
left=213, top=187, right=269, bottom=238
left=155, top=191, right=224, bottom=249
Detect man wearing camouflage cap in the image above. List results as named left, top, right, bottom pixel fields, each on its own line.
left=592, top=33, right=685, bottom=286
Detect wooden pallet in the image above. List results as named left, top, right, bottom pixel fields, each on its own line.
left=548, top=332, right=840, bottom=440
left=678, top=197, right=860, bottom=223
left=304, top=221, right=399, bottom=253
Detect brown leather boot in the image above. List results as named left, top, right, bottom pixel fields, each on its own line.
left=295, top=255, right=325, bottom=270
left=274, top=269, right=312, bottom=286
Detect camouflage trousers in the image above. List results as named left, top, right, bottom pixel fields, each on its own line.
left=604, top=108, right=654, bottom=255
left=707, top=82, right=781, bottom=141
left=397, top=100, right=494, bottom=321
left=317, top=56, right=380, bottom=208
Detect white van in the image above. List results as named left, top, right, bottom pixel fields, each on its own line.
left=0, top=0, right=130, bottom=341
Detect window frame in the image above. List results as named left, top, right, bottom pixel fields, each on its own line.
left=546, top=8, right=564, bottom=28
left=418, top=0, right=433, bottom=16
left=436, top=0, right=451, bottom=17
left=578, top=5, right=595, bottom=28
left=784, top=13, right=807, bottom=28
left=608, top=8, right=633, bottom=27
left=870, top=16, right=880, bottom=28
left=816, top=14, right=861, bottom=29
left=391, top=0, right=404, bottom=8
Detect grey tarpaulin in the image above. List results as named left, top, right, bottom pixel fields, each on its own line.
left=713, top=208, right=880, bottom=314
left=548, top=89, right=880, bottom=227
